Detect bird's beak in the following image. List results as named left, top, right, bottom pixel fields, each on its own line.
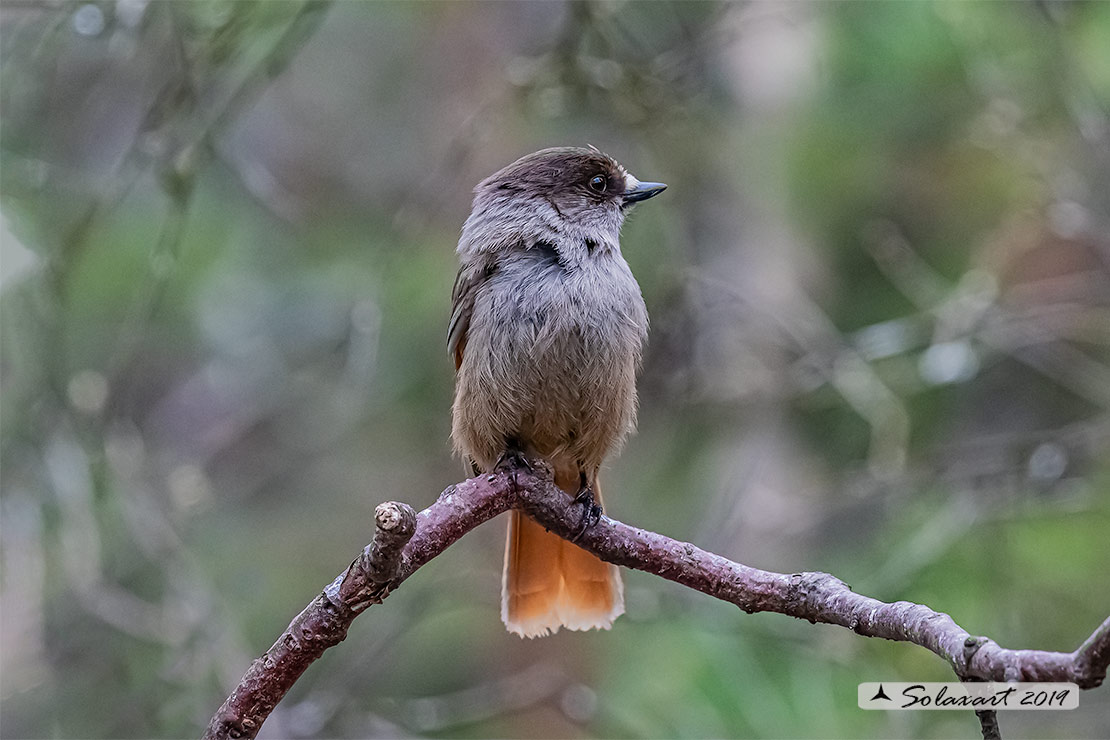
left=623, top=180, right=667, bottom=205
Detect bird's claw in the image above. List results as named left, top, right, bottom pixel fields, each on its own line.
left=571, top=484, right=602, bottom=541
left=495, top=447, right=533, bottom=474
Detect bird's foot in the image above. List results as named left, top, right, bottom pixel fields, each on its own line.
left=495, top=443, right=535, bottom=491
left=494, top=446, right=534, bottom=475
left=571, top=478, right=602, bottom=541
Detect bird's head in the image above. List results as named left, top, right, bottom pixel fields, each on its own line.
left=460, top=146, right=666, bottom=259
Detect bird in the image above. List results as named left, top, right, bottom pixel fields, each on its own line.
left=448, top=146, right=666, bottom=637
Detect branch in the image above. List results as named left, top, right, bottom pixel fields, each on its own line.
left=977, top=708, right=1002, bottom=740
left=203, top=463, right=1110, bottom=739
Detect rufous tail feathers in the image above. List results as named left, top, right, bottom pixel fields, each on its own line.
left=501, top=470, right=624, bottom=638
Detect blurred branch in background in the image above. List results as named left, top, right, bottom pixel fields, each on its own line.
left=204, top=463, right=1110, bottom=740
left=2, top=2, right=339, bottom=735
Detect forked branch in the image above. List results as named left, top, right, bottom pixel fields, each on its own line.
left=203, top=462, right=1110, bottom=739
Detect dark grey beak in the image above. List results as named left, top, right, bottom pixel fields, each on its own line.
left=623, top=181, right=667, bottom=205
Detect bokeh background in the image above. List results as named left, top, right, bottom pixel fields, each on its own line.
left=2, top=1, right=1109, bottom=738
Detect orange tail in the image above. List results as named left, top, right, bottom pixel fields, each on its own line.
left=501, top=473, right=624, bottom=638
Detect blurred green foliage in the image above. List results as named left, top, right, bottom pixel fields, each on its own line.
left=2, top=1, right=1109, bottom=738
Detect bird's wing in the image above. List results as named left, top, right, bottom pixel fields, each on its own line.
left=447, top=259, right=492, bottom=371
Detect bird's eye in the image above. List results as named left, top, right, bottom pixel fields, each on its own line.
left=588, top=175, right=607, bottom=193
